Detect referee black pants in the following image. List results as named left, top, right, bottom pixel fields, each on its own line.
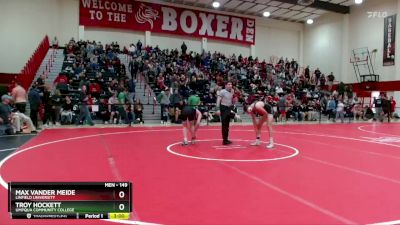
left=220, top=105, right=232, bottom=141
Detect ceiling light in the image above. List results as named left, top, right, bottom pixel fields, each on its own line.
left=263, top=11, right=271, bottom=17
left=306, top=19, right=314, bottom=24
left=355, top=0, right=363, bottom=4
left=212, top=1, right=220, bottom=8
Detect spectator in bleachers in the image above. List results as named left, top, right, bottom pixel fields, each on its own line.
left=373, top=95, right=383, bottom=122
left=127, top=77, right=136, bottom=104
left=52, top=36, right=59, bottom=48
left=108, top=92, right=119, bottom=124
left=97, top=96, right=110, bottom=124
left=61, top=96, right=73, bottom=124
left=89, top=82, right=101, bottom=99
left=335, top=99, right=345, bottom=123
left=75, top=85, right=94, bottom=126
left=136, top=40, right=143, bottom=53
left=51, top=89, right=63, bottom=126
left=117, top=88, right=128, bottom=123
left=181, top=42, right=187, bottom=55
left=327, top=72, right=335, bottom=91
left=54, top=73, right=69, bottom=95
left=157, top=88, right=170, bottom=123
left=134, top=99, right=143, bottom=124
left=128, top=44, right=136, bottom=56
left=390, top=96, right=396, bottom=118
left=326, top=96, right=336, bottom=121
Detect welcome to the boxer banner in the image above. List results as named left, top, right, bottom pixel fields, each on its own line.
left=383, top=14, right=396, bottom=66
left=79, top=0, right=256, bottom=45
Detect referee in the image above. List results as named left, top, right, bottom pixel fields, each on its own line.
left=216, top=81, right=234, bottom=145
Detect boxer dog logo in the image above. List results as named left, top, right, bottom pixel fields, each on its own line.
left=135, top=3, right=159, bottom=29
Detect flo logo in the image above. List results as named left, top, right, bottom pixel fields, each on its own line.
left=26, top=213, right=32, bottom=219
left=367, top=11, right=388, bottom=18
left=135, top=3, right=159, bottom=29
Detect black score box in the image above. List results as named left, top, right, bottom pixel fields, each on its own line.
left=11, top=212, right=130, bottom=219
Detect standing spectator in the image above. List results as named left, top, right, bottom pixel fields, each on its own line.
left=304, top=66, right=310, bottom=79
left=390, top=96, right=396, bottom=118
left=76, top=85, right=94, bottom=126
left=315, top=68, right=321, bottom=82
left=108, top=92, right=120, bottom=124
left=52, top=36, right=59, bottom=48
left=327, top=72, right=335, bottom=91
left=42, top=85, right=53, bottom=127
left=181, top=42, right=187, bottom=55
left=0, top=95, right=14, bottom=135
left=326, top=96, right=336, bottom=120
left=129, top=59, right=137, bottom=79
left=28, top=85, right=41, bottom=129
left=335, top=99, right=345, bottom=123
left=117, top=89, right=128, bottom=123
left=373, top=95, right=383, bottom=122
left=382, top=95, right=390, bottom=119
left=216, top=82, right=234, bottom=145
left=278, top=95, right=286, bottom=122
left=35, top=74, right=46, bottom=93
left=157, top=88, right=171, bottom=123
left=128, top=44, right=136, bottom=56
left=127, top=77, right=136, bottom=104
left=136, top=40, right=142, bottom=53
left=11, top=82, right=27, bottom=113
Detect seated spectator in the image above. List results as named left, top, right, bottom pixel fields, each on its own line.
left=126, top=103, right=134, bottom=126
left=61, top=96, right=74, bottom=124
left=97, top=97, right=110, bottom=124
left=108, top=92, right=120, bottom=124
left=134, top=99, right=144, bottom=124
left=54, top=73, right=70, bottom=95
left=0, top=95, right=15, bottom=135
left=89, top=82, right=101, bottom=99
left=52, top=89, right=63, bottom=126
left=292, top=101, right=303, bottom=121
left=12, top=108, right=37, bottom=134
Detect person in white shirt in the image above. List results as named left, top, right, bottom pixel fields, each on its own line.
left=335, top=100, right=345, bottom=123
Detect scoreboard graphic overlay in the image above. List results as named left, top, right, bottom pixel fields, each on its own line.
left=8, top=182, right=132, bottom=219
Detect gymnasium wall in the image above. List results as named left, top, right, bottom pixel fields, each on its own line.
left=0, top=0, right=79, bottom=73
left=348, top=0, right=398, bottom=82
left=0, top=0, right=302, bottom=73
left=303, top=0, right=399, bottom=83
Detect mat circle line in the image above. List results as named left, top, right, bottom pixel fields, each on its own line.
left=166, top=139, right=299, bottom=162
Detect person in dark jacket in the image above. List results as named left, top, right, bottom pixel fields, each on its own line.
left=28, top=84, right=41, bottom=129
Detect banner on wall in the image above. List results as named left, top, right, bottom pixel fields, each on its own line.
left=383, top=14, right=396, bottom=66
left=79, top=0, right=256, bottom=45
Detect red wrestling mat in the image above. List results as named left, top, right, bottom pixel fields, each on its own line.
left=1, top=123, right=400, bottom=225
